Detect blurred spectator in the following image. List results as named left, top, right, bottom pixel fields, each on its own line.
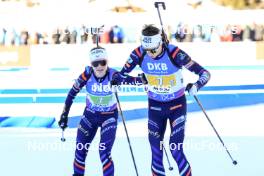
left=30, top=32, right=42, bottom=45
left=220, top=25, right=233, bottom=41
left=40, top=32, right=49, bottom=44
left=92, top=34, right=98, bottom=44
left=52, top=28, right=61, bottom=44
left=192, top=25, right=204, bottom=42
left=0, top=28, right=6, bottom=45
left=79, top=25, right=88, bottom=44
left=70, top=28, right=77, bottom=44
left=61, top=28, right=70, bottom=44
left=203, top=25, right=212, bottom=42
left=0, top=23, right=263, bottom=46
left=100, top=30, right=110, bottom=43
left=232, top=25, right=243, bottom=41
left=183, top=24, right=193, bottom=42
left=20, top=30, right=29, bottom=45
left=4, top=28, right=19, bottom=45
left=175, top=23, right=186, bottom=42
left=109, top=25, right=124, bottom=43
left=207, top=26, right=221, bottom=42
left=251, top=23, right=264, bottom=41
left=243, top=25, right=251, bottom=41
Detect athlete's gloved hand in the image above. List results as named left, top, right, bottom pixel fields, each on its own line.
left=110, top=78, right=120, bottom=86
left=138, top=73, right=148, bottom=84
left=110, top=73, right=122, bottom=86
left=58, top=111, right=68, bottom=130
left=185, top=83, right=198, bottom=96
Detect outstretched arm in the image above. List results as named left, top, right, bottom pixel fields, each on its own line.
left=58, top=69, right=89, bottom=129
left=64, top=71, right=89, bottom=112
left=111, top=72, right=143, bottom=86
left=119, top=47, right=141, bottom=76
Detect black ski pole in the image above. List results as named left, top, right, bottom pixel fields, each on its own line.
left=114, top=89, right=139, bottom=176
left=61, top=129, right=66, bottom=142
left=155, top=2, right=175, bottom=171
left=193, top=95, right=237, bottom=165
left=154, top=1, right=169, bottom=45
left=163, top=144, right=174, bottom=171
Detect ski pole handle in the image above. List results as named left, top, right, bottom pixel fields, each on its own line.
left=154, top=2, right=169, bottom=45
left=154, top=2, right=166, bottom=10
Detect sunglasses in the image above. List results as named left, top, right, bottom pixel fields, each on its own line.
left=144, top=45, right=160, bottom=54
left=146, top=48, right=159, bottom=54
left=91, top=60, right=107, bottom=67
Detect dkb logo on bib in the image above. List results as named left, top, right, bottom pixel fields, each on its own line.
left=147, top=63, right=168, bottom=71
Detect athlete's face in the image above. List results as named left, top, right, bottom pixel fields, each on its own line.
left=146, top=44, right=163, bottom=58
left=91, top=60, right=108, bottom=78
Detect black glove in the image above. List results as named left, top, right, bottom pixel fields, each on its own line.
left=185, top=83, right=198, bottom=96
left=110, top=73, right=122, bottom=86
left=110, top=78, right=120, bottom=86
left=58, top=112, right=68, bottom=130
left=138, top=73, right=148, bottom=84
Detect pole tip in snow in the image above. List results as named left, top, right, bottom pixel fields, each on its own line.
left=61, top=137, right=66, bottom=142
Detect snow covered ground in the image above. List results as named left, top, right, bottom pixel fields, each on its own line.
left=0, top=104, right=264, bottom=176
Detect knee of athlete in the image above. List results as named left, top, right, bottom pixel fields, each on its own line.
left=170, top=115, right=186, bottom=137
left=169, top=126, right=185, bottom=146
left=75, top=140, right=91, bottom=154
left=170, top=116, right=186, bottom=145
left=101, top=118, right=117, bottom=135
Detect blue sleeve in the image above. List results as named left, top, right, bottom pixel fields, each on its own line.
left=119, top=46, right=141, bottom=76
left=63, top=68, right=90, bottom=114
left=112, top=71, right=143, bottom=85
left=170, top=45, right=211, bottom=90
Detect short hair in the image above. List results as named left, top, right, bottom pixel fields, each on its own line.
left=142, top=24, right=160, bottom=36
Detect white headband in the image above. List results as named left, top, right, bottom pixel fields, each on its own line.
left=141, top=34, right=162, bottom=50
left=89, top=48, right=108, bottom=62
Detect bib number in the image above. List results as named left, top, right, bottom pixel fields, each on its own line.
left=146, top=74, right=176, bottom=88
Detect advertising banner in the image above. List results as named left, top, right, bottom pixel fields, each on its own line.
left=256, top=42, right=264, bottom=60
left=0, top=46, right=30, bottom=67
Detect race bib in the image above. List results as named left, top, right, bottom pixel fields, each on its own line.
left=146, top=74, right=177, bottom=93
left=88, top=94, right=113, bottom=107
